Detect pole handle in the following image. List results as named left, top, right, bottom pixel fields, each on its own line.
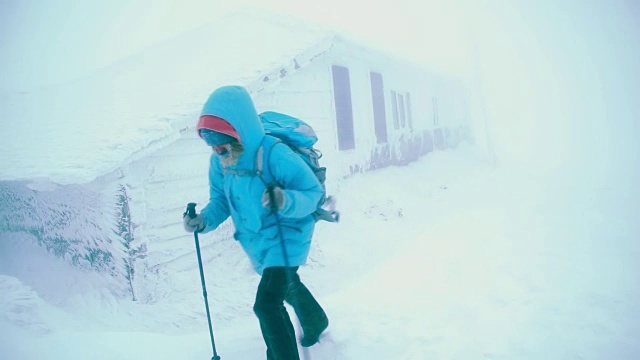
left=266, top=185, right=279, bottom=213
left=185, top=203, right=197, bottom=219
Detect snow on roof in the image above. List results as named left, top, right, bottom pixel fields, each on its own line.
left=0, top=11, right=334, bottom=186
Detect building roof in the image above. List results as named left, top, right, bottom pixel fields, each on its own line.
left=0, top=11, right=334, bottom=186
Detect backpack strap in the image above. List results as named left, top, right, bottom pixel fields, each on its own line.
left=256, top=135, right=281, bottom=186
left=221, top=147, right=260, bottom=177
left=222, top=135, right=340, bottom=223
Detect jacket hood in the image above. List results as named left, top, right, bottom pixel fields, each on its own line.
left=199, top=86, right=265, bottom=169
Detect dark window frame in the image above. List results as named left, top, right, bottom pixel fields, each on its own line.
left=391, top=90, right=399, bottom=130
left=332, top=65, right=356, bottom=151
left=432, top=97, right=440, bottom=127
left=370, top=72, right=388, bottom=144
left=406, top=92, right=413, bottom=130
left=398, top=93, right=406, bottom=128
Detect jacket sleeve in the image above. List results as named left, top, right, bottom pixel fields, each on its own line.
left=199, top=154, right=231, bottom=233
left=269, top=144, right=324, bottom=219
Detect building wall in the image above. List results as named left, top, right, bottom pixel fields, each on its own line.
left=320, top=40, right=471, bottom=174
left=249, top=39, right=472, bottom=178
left=117, top=130, right=234, bottom=267
left=252, top=58, right=336, bottom=156
left=250, top=56, right=340, bottom=191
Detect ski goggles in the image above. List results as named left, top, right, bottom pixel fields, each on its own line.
left=199, top=129, right=237, bottom=146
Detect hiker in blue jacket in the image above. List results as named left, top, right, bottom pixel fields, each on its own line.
left=183, top=85, right=329, bottom=360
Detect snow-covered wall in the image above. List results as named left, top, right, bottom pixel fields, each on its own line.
left=114, top=126, right=248, bottom=304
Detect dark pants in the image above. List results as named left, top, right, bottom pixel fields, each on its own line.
left=253, top=267, right=328, bottom=360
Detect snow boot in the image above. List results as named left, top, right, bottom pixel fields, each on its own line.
left=300, top=314, right=329, bottom=347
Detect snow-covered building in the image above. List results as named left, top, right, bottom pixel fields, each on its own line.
left=0, top=12, right=471, bottom=300
left=250, top=34, right=471, bottom=174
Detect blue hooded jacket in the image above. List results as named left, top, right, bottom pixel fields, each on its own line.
left=198, top=86, right=324, bottom=275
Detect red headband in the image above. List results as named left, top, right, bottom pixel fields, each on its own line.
left=196, top=115, right=240, bottom=141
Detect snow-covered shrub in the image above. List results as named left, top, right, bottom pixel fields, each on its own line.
left=366, top=130, right=436, bottom=171
left=0, top=181, right=127, bottom=280
left=115, top=184, right=147, bottom=301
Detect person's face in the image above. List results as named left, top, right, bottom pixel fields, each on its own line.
left=214, top=140, right=244, bottom=166
left=212, top=143, right=233, bottom=156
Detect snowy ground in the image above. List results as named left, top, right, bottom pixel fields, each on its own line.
left=2, top=144, right=639, bottom=359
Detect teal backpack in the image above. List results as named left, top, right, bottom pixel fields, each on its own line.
left=225, top=111, right=339, bottom=223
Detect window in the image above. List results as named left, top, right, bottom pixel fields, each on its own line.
left=391, top=90, right=399, bottom=130
left=370, top=72, right=388, bottom=143
left=406, top=93, right=413, bottom=130
left=432, top=97, right=440, bottom=127
left=398, top=94, right=406, bottom=128
left=390, top=90, right=413, bottom=131
left=332, top=65, right=355, bottom=150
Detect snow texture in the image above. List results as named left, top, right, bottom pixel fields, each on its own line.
left=1, top=145, right=639, bottom=359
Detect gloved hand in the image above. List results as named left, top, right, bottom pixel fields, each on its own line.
left=262, top=186, right=285, bottom=211
left=183, top=214, right=205, bottom=232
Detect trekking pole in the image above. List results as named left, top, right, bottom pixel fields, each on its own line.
left=266, top=186, right=311, bottom=360
left=185, top=203, right=221, bottom=360
left=266, top=186, right=291, bottom=268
